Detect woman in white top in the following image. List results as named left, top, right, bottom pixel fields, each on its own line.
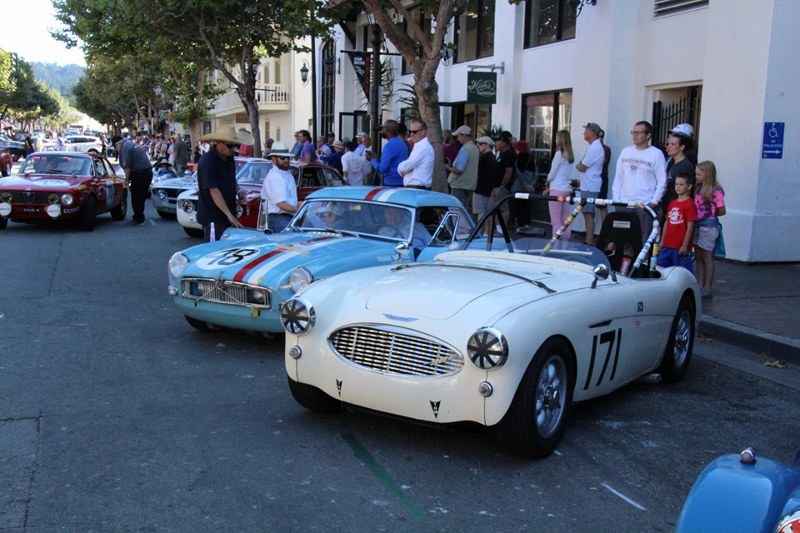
left=543, top=130, right=575, bottom=240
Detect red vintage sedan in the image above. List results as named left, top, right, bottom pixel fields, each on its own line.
left=0, top=151, right=128, bottom=231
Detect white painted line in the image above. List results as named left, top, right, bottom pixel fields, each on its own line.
left=602, top=482, right=646, bottom=511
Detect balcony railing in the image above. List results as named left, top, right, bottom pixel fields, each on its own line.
left=213, top=84, right=290, bottom=113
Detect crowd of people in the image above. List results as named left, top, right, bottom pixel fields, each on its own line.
left=192, top=117, right=725, bottom=297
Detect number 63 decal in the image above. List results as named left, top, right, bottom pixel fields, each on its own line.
left=583, top=328, right=622, bottom=390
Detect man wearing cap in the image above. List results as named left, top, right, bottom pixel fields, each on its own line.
left=260, top=141, right=299, bottom=233
left=445, top=125, right=479, bottom=207
left=575, top=122, right=605, bottom=245
left=327, top=139, right=345, bottom=173
left=196, top=126, right=250, bottom=241
left=397, top=120, right=434, bottom=189
left=612, top=120, right=667, bottom=241
left=365, top=120, right=408, bottom=187
left=112, top=134, right=153, bottom=226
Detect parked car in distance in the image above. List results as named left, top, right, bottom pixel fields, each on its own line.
left=168, top=187, right=483, bottom=334
left=0, top=151, right=128, bottom=231
left=63, top=135, right=104, bottom=154
left=0, top=134, right=28, bottom=161
left=676, top=447, right=800, bottom=533
left=176, top=159, right=343, bottom=237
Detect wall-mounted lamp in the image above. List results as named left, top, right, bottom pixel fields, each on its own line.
left=300, top=60, right=310, bottom=86
left=569, top=0, right=596, bottom=18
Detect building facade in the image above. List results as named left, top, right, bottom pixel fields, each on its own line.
left=314, top=0, right=799, bottom=262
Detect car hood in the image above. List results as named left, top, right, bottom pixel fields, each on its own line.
left=179, top=230, right=402, bottom=287
left=0, top=174, right=89, bottom=189
left=152, top=176, right=198, bottom=189
left=345, top=251, right=597, bottom=321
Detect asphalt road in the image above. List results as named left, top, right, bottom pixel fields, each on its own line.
left=1, top=195, right=798, bottom=532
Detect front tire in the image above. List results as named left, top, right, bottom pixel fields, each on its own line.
left=183, top=226, right=204, bottom=238
left=659, top=296, right=695, bottom=383
left=496, top=338, right=574, bottom=458
left=288, top=377, right=342, bottom=413
left=78, top=195, right=97, bottom=231
left=1, top=160, right=10, bottom=176
left=184, top=316, right=224, bottom=332
left=0, top=217, right=7, bottom=229
left=110, top=190, right=128, bottom=220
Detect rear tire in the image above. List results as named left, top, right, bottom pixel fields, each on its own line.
left=659, top=296, right=695, bottom=383
left=184, top=316, right=225, bottom=332
left=110, top=190, right=128, bottom=220
left=78, top=195, right=97, bottom=231
left=288, top=377, right=341, bottom=413
left=183, top=226, right=204, bottom=238
left=496, top=338, right=574, bottom=458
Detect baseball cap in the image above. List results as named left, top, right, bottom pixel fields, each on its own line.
left=476, top=136, right=494, bottom=146
left=453, top=125, right=472, bottom=136
left=583, top=122, right=602, bottom=135
left=669, top=123, right=694, bottom=137
left=492, top=130, right=513, bottom=144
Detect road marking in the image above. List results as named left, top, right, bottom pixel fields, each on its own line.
left=341, top=433, right=427, bottom=522
left=602, top=482, right=646, bottom=511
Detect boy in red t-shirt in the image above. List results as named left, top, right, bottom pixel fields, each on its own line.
left=656, top=173, right=697, bottom=273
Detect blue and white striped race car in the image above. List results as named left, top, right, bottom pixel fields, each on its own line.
left=167, top=187, right=480, bottom=333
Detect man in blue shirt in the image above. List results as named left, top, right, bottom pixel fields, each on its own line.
left=112, top=134, right=153, bottom=226
left=365, top=120, right=408, bottom=187
left=196, top=127, right=251, bottom=241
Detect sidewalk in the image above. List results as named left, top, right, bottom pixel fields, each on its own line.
left=697, top=260, right=800, bottom=364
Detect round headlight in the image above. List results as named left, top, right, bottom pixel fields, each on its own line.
left=156, top=189, right=166, bottom=199
left=288, top=267, right=314, bottom=293
left=0, top=192, right=12, bottom=203
left=280, top=298, right=315, bottom=335
left=467, top=327, right=508, bottom=370
left=235, top=204, right=243, bottom=218
left=61, top=193, right=74, bottom=206
left=48, top=193, right=60, bottom=204
left=180, top=200, right=195, bottom=213
left=168, top=252, right=190, bottom=279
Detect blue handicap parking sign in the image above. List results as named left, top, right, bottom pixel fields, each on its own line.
left=762, top=122, right=784, bottom=159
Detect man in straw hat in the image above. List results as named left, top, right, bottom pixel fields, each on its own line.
left=260, top=141, right=299, bottom=233
left=196, top=126, right=254, bottom=241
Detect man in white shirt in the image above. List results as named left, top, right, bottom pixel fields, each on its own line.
left=575, top=122, right=605, bottom=245
left=260, top=141, right=299, bottom=233
left=341, top=140, right=365, bottom=186
left=397, top=120, right=434, bottom=189
left=612, top=120, right=667, bottom=240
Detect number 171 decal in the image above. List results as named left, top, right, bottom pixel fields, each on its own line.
left=583, top=328, right=622, bottom=390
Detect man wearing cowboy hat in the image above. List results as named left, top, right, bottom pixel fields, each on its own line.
left=196, top=126, right=253, bottom=241
left=260, top=141, right=299, bottom=233
left=112, top=134, right=153, bottom=226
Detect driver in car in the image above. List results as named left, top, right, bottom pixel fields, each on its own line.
left=378, top=208, right=431, bottom=256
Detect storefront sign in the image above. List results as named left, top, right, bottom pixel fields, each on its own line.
left=467, top=71, right=497, bottom=105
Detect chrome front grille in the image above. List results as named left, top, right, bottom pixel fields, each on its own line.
left=329, top=325, right=463, bottom=377
left=181, top=278, right=271, bottom=308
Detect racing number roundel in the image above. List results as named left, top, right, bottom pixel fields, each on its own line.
left=196, top=248, right=259, bottom=270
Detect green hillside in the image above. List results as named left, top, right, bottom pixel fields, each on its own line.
left=32, top=62, right=84, bottom=104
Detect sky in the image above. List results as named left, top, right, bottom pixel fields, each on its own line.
left=0, top=0, right=86, bottom=66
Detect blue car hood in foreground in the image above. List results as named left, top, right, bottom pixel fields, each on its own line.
left=676, top=452, right=800, bottom=533
left=178, top=229, right=404, bottom=288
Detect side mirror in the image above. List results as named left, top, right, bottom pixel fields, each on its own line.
left=394, top=241, right=410, bottom=262
left=592, top=264, right=609, bottom=288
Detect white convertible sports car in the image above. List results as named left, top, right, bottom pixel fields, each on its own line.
left=280, top=195, right=701, bottom=458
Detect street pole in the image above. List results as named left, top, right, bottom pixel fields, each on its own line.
left=370, top=23, right=381, bottom=157
left=311, top=34, right=318, bottom=143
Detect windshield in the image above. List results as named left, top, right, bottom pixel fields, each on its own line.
left=236, top=160, right=273, bottom=186
left=513, top=237, right=612, bottom=270
left=19, top=154, right=92, bottom=175
left=292, top=200, right=413, bottom=240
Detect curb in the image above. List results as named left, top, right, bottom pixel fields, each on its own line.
left=698, top=315, right=800, bottom=365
